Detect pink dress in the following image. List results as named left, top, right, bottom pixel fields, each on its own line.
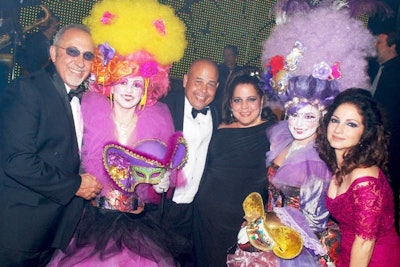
left=326, top=169, right=400, bottom=267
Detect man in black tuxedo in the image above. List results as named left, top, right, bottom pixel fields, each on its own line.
left=0, top=24, right=103, bottom=267
left=161, top=58, right=219, bottom=266
left=371, top=31, right=400, bottom=234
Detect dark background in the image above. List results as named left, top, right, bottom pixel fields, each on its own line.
left=0, top=0, right=399, bottom=91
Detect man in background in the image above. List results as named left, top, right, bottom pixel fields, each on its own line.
left=371, top=31, right=400, bottom=234
left=216, top=44, right=243, bottom=119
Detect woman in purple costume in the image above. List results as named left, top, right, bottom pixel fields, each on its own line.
left=48, top=48, right=187, bottom=267
left=316, top=88, right=400, bottom=267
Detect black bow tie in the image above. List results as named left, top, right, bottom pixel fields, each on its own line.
left=191, top=107, right=209, bottom=119
left=68, top=85, right=85, bottom=102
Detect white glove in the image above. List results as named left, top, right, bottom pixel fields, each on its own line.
left=152, top=171, right=170, bottom=193
left=237, top=226, right=249, bottom=244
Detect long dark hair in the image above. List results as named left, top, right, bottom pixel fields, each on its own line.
left=315, top=88, right=390, bottom=184
left=221, top=70, right=277, bottom=124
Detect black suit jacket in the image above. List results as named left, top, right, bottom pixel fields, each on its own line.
left=373, top=56, right=400, bottom=218
left=0, top=64, right=83, bottom=252
left=161, top=86, right=220, bottom=132
left=374, top=56, right=400, bottom=164
left=374, top=56, right=400, bottom=135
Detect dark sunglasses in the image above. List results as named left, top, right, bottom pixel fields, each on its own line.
left=56, top=46, right=95, bottom=61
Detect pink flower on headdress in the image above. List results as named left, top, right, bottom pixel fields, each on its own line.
left=101, top=11, right=115, bottom=25
left=153, top=19, right=166, bottom=36
left=330, top=62, right=342, bottom=80
left=312, top=61, right=331, bottom=80
left=139, top=60, right=159, bottom=78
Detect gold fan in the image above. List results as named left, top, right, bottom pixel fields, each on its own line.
left=242, top=192, right=303, bottom=259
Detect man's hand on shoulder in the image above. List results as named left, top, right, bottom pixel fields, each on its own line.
left=76, top=173, right=103, bottom=200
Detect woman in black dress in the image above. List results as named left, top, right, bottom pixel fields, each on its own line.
left=193, top=71, right=277, bottom=267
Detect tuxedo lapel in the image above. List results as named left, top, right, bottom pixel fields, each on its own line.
left=46, top=64, right=71, bottom=113
left=162, top=88, right=219, bottom=132
left=209, top=104, right=219, bottom=133
left=176, top=92, right=185, bottom=131
left=46, top=64, right=80, bottom=156
left=165, top=90, right=185, bottom=131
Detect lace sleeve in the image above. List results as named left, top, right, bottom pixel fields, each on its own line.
left=351, top=178, right=382, bottom=240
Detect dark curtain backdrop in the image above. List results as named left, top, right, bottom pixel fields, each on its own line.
left=0, top=0, right=398, bottom=88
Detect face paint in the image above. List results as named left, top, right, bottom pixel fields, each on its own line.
left=112, top=76, right=144, bottom=109
left=287, top=104, right=320, bottom=141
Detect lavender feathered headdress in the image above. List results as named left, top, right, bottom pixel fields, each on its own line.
left=262, top=0, right=387, bottom=111
left=272, top=0, right=393, bottom=25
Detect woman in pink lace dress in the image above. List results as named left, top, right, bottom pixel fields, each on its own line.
left=316, top=88, right=400, bottom=267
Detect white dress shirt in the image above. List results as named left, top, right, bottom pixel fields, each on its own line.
left=370, top=64, right=384, bottom=96
left=172, top=97, right=213, bottom=204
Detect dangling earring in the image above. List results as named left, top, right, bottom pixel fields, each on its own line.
left=109, top=92, right=113, bottom=109
left=284, top=111, right=288, bottom=120
left=138, top=78, right=149, bottom=110
left=230, top=111, right=237, bottom=122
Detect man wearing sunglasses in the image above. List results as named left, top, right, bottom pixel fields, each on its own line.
left=0, top=24, right=103, bottom=267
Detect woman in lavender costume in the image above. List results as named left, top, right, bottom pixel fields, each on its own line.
left=264, top=75, right=340, bottom=266
left=228, top=0, right=379, bottom=265
left=228, top=75, right=340, bottom=267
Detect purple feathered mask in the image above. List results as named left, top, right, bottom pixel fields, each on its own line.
left=103, top=132, right=187, bottom=193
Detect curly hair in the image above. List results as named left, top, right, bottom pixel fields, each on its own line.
left=84, top=0, right=187, bottom=64
left=221, top=70, right=277, bottom=124
left=84, top=0, right=186, bottom=108
left=315, top=88, right=390, bottom=184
